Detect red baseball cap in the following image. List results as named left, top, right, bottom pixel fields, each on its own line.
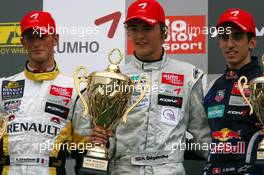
left=20, top=11, right=56, bottom=36
left=217, top=8, right=256, bottom=36
left=124, top=0, right=165, bottom=25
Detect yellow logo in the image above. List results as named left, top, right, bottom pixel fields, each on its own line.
left=5, top=81, right=21, bottom=89
left=0, top=22, right=21, bottom=47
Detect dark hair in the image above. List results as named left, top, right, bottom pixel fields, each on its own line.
left=247, top=32, right=255, bottom=40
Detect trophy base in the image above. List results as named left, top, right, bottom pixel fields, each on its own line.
left=254, top=140, right=264, bottom=172
left=257, top=139, right=264, bottom=160
left=79, top=155, right=110, bottom=175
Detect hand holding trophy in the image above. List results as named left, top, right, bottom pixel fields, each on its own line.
left=238, top=55, right=264, bottom=166
left=74, top=48, right=149, bottom=175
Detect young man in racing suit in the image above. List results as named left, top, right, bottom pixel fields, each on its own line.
left=87, top=0, right=211, bottom=174
left=203, top=8, right=264, bottom=175
left=0, top=11, right=90, bottom=175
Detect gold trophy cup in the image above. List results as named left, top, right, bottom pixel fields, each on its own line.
left=238, top=75, right=264, bottom=161
left=74, top=48, right=149, bottom=175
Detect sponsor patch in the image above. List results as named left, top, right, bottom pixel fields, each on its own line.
left=13, top=156, right=47, bottom=166
left=8, top=115, right=15, bottom=121
left=158, top=94, right=182, bottom=108
left=238, top=165, right=253, bottom=173
left=46, top=95, right=72, bottom=108
left=208, top=105, right=225, bottom=119
left=7, top=122, right=60, bottom=136
left=159, top=84, right=182, bottom=95
left=3, top=100, right=21, bottom=114
left=130, top=74, right=150, bottom=110
left=160, top=106, right=182, bottom=125
left=130, top=92, right=150, bottom=110
left=206, top=163, right=251, bottom=174
left=45, top=102, right=69, bottom=119
left=1, top=80, right=25, bottom=100
left=130, top=74, right=147, bottom=85
left=161, top=73, right=184, bottom=86
left=229, top=96, right=248, bottom=107
left=227, top=109, right=248, bottom=117
left=212, top=167, right=221, bottom=174
left=212, top=128, right=241, bottom=142
left=50, top=117, right=61, bottom=124
left=49, top=85, right=73, bottom=99
left=214, top=90, right=225, bottom=102
left=210, top=142, right=245, bottom=154
left=131, top=154, right=169, bottom=165
left=231, top=82, right=250, bottom=96
left=225, top=71, right=238, bottom=80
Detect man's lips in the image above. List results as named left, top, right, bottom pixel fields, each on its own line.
left=32, top=49, right=44, bottom=53
left=226, top=50, right=238, bottom=57
left=136, top=42, right=148, bottom=46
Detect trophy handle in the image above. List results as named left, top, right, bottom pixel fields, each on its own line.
left=108, top=48, right=123, bottom=65
left=122, top=74, right=150, bottom=123
left=238, top=76, right=253, bottom=115
left=0, top=116, right=7, bottom=139
left=74, top=66, right=89, bottom=117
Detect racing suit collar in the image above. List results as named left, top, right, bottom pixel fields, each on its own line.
left=24, top=61, right=60, bottom=81
left=132, top=49, right=169, bottom=70
left=225, top=56, right=260, bottom=79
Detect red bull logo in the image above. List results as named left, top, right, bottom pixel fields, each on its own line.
left=211, top=141, right=245, bottom=154
left=212, top=128, right=241, bottom=142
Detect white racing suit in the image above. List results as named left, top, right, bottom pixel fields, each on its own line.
left=0, top=72, right=90, bottom=175
left=110, top=52, right=211, bottom=175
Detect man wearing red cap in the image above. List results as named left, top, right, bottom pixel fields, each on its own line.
left=204, top=8, right=264, bottom=175
left=100, top=0, right=211, bottom=174
left=0, top=11, right=90, bottom=175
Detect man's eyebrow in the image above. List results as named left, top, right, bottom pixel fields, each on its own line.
left=232, top=31, right=243, bottom=35
left=143, top=24, right=153, bottom=27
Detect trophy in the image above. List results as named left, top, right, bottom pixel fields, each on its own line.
left=238, top=74, right=264, bottom=163
left=74, top=48, right=149, bottom=175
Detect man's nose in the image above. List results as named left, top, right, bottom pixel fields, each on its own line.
left=226, top=36, right=235, bottom=47
left=135, top=29, right=145, bottom=38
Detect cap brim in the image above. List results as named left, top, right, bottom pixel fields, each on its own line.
left=217, top=20, right=249, bottom=33
left=124, top=15, right=158, bottom=26
left=21, top=23, right=49, bottom=36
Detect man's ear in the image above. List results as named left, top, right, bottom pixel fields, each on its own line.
left=53, top=34, right=59, bottom=46
left=161, top=25, right=168, bottom=40
left=249, top=36, right=256, bottom=50
left=20, top=37, right=25, bottom=47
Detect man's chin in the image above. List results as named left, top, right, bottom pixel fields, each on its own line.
left=30, top=57, right=48, bottom=64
